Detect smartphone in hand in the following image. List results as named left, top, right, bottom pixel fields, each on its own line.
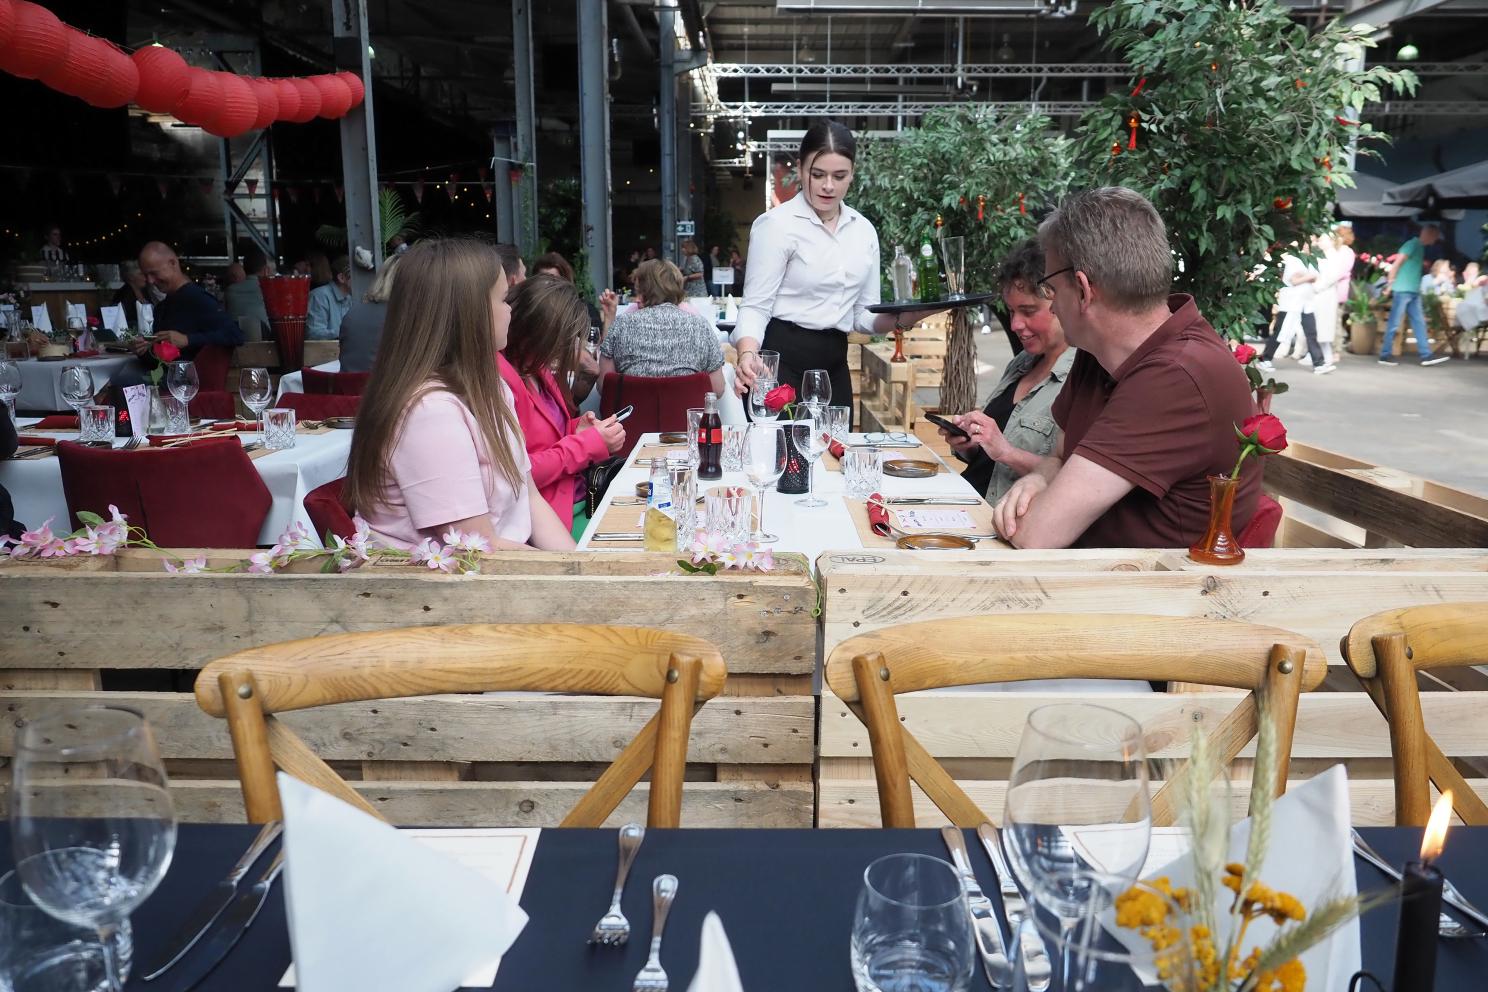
left=924, top=412, right=971, bottom=440
left=613, top=404, right=635, bottom=422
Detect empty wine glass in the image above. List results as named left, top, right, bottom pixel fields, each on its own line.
left=166, top=362, right=199, bottom=430
left=749, top=378, right=779, bottom=422
left=586, top=325, right=602, bottom=357
left=0, top=359, right=20, bottom=424
left=11, top=706, right=177, bottom=992
left=743, top=423, right=786, bottom=543
left=1003, top=704, right=1150, bottom=986
left=239, top=367, right=272, bottom=441
left=801, top=368, right=832, bottom=409
left=60, top=365, right=95, bottom=418
left=790, top=408, right=830, bottom=508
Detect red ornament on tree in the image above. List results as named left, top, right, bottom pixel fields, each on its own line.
left=976, top=194, right=986, bottom=222
left=0, top=1, right=67, bottom=80
left=1127, top=113, right=1139, bottom=150
left=131, top=45, right=191, bottom=113
left=1272, top=196, right=1293, bottom=211
left=1018, top=192, right=1026, bottom=215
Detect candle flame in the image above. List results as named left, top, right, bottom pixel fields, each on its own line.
left=1421, top=791, right=1453, bottom=862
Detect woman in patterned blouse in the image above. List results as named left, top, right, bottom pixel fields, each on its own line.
left=600, top=259, right=726, bottom=395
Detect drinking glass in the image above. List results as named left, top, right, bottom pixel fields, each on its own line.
left=0, top=868, right=133, bottom=992
left=239, top=367, right=272, bottom=441
left=743, top=424, right=786, bottom=543
left=59, top=365, right=95, bottom=417
left=721, top=425, right=747, bottom=473
left=748, top=378, right=779, bottom=422
left=850, top=853, right=974, bottom=992
left=1014, top=869, right=1194, bottom=992
left=843, top=448, right=883, bottom=500
left=165, top=362, right=199, bottom=414
left=825, top=404, right=851, bottom=445
left=790, top=410, right=830, bottom=508
left=586, top=325, right=602, bottom=357
left=801, top=368, right=832, bottom=409
left=756, top=350, right=781, bottom=382
left=79, top=404, right=114, bottom=446
left=941, top=236, right=966, bottom=300
left=11, top=706, right=176, bottom=992
left=1003, top=704, right=1150, bottom=985
left=686, top=407, right=705, bottom=466
left=263, top=407, right=297, bottom=450
left=705, top=486, right=751, bottom=545
left=0, top=359, right=20, bottom=424
left=669, top=464, right=697, bottom=551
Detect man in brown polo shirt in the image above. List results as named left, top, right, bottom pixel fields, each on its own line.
left=992, top=187, right=1260, bottom=548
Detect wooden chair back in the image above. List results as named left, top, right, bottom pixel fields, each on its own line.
left=195, top=623, right=726, bottom=828
left=824, top=614, right=1327, bottom=828
left=1342, top=604, right=1488, bottom=826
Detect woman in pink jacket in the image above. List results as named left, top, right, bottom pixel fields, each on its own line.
left=499, top=275, right=625, bottom=538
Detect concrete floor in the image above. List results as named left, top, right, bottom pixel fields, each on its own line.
left=944, top=327, right=1488, bottom=499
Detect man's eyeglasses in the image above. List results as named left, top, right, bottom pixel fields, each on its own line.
left=1037, top=266, right=1075, bottom=292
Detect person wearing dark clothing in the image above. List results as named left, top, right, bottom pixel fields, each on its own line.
left=1, top=409, right=21, bottom=539
left=338, top=256, right=401, bottom=373
left=130, top=241, right=243, bottom=361
left=112, top=264, right=151, bottom=329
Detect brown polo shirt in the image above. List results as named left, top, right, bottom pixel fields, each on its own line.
left=1051, top=295, right=1261, bottom=548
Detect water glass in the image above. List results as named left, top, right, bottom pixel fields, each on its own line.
left=942, top=236, right=966, bottom=300
left=79, top=404, right=114, bottom=446
left=0, top=869, right=133, bottom=992
left=825, top=404, right=851, bottom=444
left=705, top=486, right=751, bottom=545
left=721, top=425, right=747, bottom=472
left=60, top=365, right=95, bottom=416
left=263, top=407, right=297, bottom=450
left=239, top=367, right=272, bottom=441
left=749, top=378, right=779, bottom=422
left=163, top=396, right=189, bottom=435
left=686, top=407, right=705, bottom=466
left=843, top=448, right=883, bottom=500
left=790, top=410, right=830, bottom=508
left=669, top=464, right=697, bottom=550
left=757, top=350, right=781, bottom=382
left=801, top=368, right=832, bottom=408
left=850, top=853, right=974, bottom=992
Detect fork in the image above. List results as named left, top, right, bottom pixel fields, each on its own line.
left=632, top=874, right=678, bottom=992
left=588, top=823, right=645, bottom=946
left=1351, top=829, right=1488, bottom=938
left=122, top=436, right=144, bottom=450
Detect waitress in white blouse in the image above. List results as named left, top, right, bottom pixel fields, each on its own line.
left=732, top=120, right=940, bottom=422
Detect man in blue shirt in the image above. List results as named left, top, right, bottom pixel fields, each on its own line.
left=1379, top=223, right=1449, bottom=367
left=128, top=242, right=244, bottom=360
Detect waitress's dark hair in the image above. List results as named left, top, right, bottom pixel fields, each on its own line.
left=798, top=119, right=856, bottom=166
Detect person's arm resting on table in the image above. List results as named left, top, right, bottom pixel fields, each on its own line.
left=1001, top=453, right=1134, bottom=549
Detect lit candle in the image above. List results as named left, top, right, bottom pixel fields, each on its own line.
left=1393, top=791, right=1453, bottom=992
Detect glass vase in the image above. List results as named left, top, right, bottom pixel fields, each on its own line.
left=776, top=422, right=810, bottom=495
left=1188, top=474, right=1245, bottom=566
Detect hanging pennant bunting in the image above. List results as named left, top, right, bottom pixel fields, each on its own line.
left=245, top=177, right=258, bottom=196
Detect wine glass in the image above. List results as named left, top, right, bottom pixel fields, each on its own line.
left=748, top=378, right=779, bottom=422
left=239, top=367, right=272, bottom=441
left=60, top=365, right=95, bottom=419
left=0, top=359, right=20, bottom=424
left=743, top=423, right=787, bottom=543
left=166, top=362, right=199, bottom=429
left=801, top=368, right=832, bottom=409
left=11, top=706, right=177, bottom=992
left=586, top=325, right=602, bottom=357
left=1003, top=704, right=1150, bottom=986
left=790, top=407, right=830, bottom=508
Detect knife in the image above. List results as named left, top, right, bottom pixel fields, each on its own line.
left=978, top=822, right=1052, bottom=992
left=883, top=497, right=983, bottom=506
left=164, top=850, right=286, bottom=992
left=143, top=820, right=283, bottom=980
left=1351, top=828, right=1488, bottom=930
left=942, top=826, right=1010, bottom=989
left=592, top=532, right=645, bottom=542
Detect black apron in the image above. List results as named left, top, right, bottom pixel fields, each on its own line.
left=760, top=317, right=852, bottom=428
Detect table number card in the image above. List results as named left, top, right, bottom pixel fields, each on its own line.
left=102, top=305, right=127, bottom=332
left=66, top=302, right=87, bottom=325
left=30, top=305, right=51, bottom=333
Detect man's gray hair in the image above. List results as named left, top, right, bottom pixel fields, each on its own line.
left=1038, top=187, right=1171, bottom=312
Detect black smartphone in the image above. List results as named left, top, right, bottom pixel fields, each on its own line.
left=924, top=412, right=971, bottom=440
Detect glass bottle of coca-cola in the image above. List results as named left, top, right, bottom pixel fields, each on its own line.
left=697, top=391, right=723, bottom=480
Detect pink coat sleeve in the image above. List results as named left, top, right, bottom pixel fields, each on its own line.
left=525, top=419, right=611, bottom=488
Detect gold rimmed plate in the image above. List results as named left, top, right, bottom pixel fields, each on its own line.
left=894, top=533, right=976, bottom=551
left=658, top=431, right=689, bottom=444
left=882, top=458, right=939, bottom=479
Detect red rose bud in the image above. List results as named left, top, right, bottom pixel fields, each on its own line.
left=1240, top=413, right=1288, bottom=453
left=87, top=316, right=100, bottom=328
left=764, top=383, right=796, bottom=413
left=153, top=340, right=181, bottom=363
left=1234, top=344, right=1258, bottom=365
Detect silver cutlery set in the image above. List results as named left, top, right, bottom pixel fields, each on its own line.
left=942, top=823, right=1051, bottom=990
left=587, top=823, right=682, bottom=992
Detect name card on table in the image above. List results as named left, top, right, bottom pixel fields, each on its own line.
left=137, top=302, right=154, bottom=334
left=30, top=305, right=51, bottom=333
left=66, top=302, right=87, bottom=325
left=122, top=384, right=151, bottom=439
left=101, top=305, right=127, bottom=332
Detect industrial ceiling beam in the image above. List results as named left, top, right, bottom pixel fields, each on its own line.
left=1339, top=0, right=1467, bottom=28
left=697, top=99, right=1488, bottom=117
left=711, top=61, right=1128, bottom=76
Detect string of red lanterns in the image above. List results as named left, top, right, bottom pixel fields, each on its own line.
left=0, top=0, right=365, bottom=137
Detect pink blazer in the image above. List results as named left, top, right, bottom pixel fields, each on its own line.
left=497, top=355, right=610, bottom=528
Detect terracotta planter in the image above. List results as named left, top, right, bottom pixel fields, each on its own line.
left=1189, top=474, right=1245, bottom=566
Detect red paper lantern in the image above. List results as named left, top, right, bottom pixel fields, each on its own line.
left=39, top=28, right=108, bottom=100
left=203, top=71, right=257, bottom=137
left=131, top=45, right=191, bottom=113
left=0, top=0, right=17, bottom=51
left=287, top=77, right=321, bottom=122
left=335, top=70, right=364, bottom=108
left=0, top=1, right=68, bottom=80
left=248, top=77, right=279, bottom=130
left=309, top=73, right=353, bottom=119
left=173, top=67, right=223, bottom=127
left=271, top=78, right=302, bottom=122
left=83, top=41, right=139, bottom=109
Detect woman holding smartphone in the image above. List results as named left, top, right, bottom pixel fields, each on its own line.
left=732, top=119, right=940, bottom=421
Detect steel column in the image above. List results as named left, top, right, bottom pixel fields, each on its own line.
left=333, top=0, right=382, bottom=300
left=512, top=0, right=539, bottom=257
left=493, top=133, right=516, bottom=242
left=578, top=0, right=612, bottom=297
left=659, top=6, right=677, bottom=263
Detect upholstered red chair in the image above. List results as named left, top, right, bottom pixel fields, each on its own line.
left=598, top=371, right=713, bottom=460
left=189, top=391, right=237, bottom=420
left=192, top=345, right=234, bottom=392
left=278, top=393, right=360, bottom=419
left=57, top=438, right=271, bottom=547
left=1239, top=493, right=1284, bottom=549
left=304, top=478, right=356, bottom=542
left=301, top=368, right=371, bottom=396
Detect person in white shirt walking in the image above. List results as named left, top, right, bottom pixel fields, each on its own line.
left=731, top=120, right=941, bottom=421
left=1259, top=248, right=1333, bottom=375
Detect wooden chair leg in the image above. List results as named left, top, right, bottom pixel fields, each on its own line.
left=1259, top=644, right=1306, bottom=806
left=218, top=670, right=283, bottom=823
left=1375, top=633, right=1432, bottom=827
left=852, top=652, right=916, bottom=829
left=647, top=654, right=702, bottom=829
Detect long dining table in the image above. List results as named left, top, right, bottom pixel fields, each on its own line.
left=1, top=825, right=1481, bottom=991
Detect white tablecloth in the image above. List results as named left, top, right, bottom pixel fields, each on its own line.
left=15, top=355, right=136, bottom=413
left=275, top=360, right=341, bottom=401
left=2, top=420, right=350, bottom=547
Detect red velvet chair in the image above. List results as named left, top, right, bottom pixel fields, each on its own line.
left=189, top=391, right=237, bottom=420
left=598, top=371, right=713, bottom=460
left=1239, top=493, right=1283, bottom=549
left=303, top=478, right=356, bottom=542
left=57, top=438, right=272, bottom=547
left=301, top=368, right=371, bottom=396
left=192, top=345, right=234, bottom=392
left=278, top=393, right=361, bottom=419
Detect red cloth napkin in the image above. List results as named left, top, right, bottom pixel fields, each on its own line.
left=207, top=421, right=259, bottom=432
left=16, top=435, right=60, bottom=448
left=828, top=438, right=845, bottom=460
left=866, top=493, right=892, bottom=536
left=34, top=415, right=80, bottom=429
left=72, top=350, right=101, bottom=358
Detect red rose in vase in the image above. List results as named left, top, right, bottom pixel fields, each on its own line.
left=764, top=383, right=796, bottom=414
left=1237, top=413, right=1288, bottom=455
left=152, top=340, right=181, bottom=363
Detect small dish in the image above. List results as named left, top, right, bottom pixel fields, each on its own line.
left=324, top=417, right=356, bottom=429
left=635, top=482, right=651, bottom=499
left=895, top=533, right=976, bottom=550
left=658, top=431, right=689, bottom=444
left=882, top=458, right=939, bottom=479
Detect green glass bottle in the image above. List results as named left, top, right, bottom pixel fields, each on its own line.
left=917, top=239, right=939, bottom=303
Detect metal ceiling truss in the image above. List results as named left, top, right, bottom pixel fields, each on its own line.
left=700, top=100, right=1488, bottom=118
left=708, top=61, right=1486, bottom=77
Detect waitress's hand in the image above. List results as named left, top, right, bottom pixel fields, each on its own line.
left=734, top=351, right=761, bottom=396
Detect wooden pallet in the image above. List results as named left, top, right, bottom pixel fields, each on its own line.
left=858, top=342, right=916, bottom=431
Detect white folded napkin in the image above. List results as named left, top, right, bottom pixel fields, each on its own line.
left=686, top=911, right=744, bottom=992
left=277, top=773, right=529, bottom=992
left=30, top=305, right=51, bottom=333
left=137, top=302, right=154, bottom=334
left=101, top=305, right=127, bottom=332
